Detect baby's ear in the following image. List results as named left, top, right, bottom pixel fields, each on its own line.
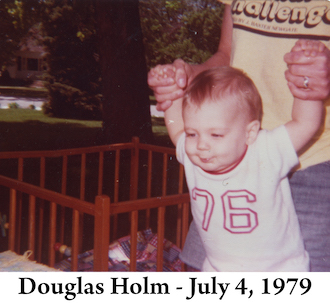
left=245, top=120, right=260, bottom=145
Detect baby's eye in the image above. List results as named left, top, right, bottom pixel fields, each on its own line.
left=186, top=133, right=196, bottom=138
left=211, top=134, right=224, bottom=138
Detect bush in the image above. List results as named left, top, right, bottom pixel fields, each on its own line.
left=8, top=102, right=20, bottom=109
left=44, top=82, right=102, bottom=120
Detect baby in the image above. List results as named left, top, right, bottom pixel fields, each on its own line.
left=157, top=63, right=323, bottom=271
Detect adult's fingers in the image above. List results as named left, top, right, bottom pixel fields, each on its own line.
left=285, top=70, right=330, bottom=100
left=287, top=81, right=328, bottom=101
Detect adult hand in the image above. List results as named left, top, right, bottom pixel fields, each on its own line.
left=284, top=39, right=330, bottom=101
left=148, top=59, right=192, bottom=111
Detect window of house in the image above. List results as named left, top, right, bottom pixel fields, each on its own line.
left=27, top=58, right=39, bottom=71
left=17, top=56, right=22, bottom=71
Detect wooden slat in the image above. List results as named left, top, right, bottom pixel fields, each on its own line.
left=71, top=209, right=80, bottom=271
left=129, top=137, right=139, bottom=200
left=38, top=157, right=46, bottom=262
left=157, top=206, right=165, bottom=271
left=8, top=189, right=17, bottom=251
left=16, top=158, right=24, bottom=252
left=37, top=199, right=44, bottom=263
left=94, top=195, right=110, bottom=271
left=147, top=150, right=152, bottom=197
left=112, top=150, right=121, bottom=239
left=98, top=151, right=104, bottom=195
left=49, top=201, right=57, bottom=267
left=130, top=210, right=138, bottom=271
left=114, top=150, right=120, bottom=203
left=28, top=195, right=36, bottom=260
left=162, top=154, right=168, bottom=196
left=60, top=155, right=68, bottom=247
left=146, top=150, right=152, bottom=228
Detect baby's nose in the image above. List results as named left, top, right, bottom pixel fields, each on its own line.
left=197, top=138, right=210, bottom=150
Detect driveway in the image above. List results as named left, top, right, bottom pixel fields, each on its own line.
left=0, top=96, right=45, bottom=110
left=0, top=95, right=165, bottom=118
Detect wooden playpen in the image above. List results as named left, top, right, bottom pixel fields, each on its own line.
left=0, top=137, right=190, bottom=271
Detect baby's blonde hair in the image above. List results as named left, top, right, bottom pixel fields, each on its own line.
left=183, top=66, right=263, bottom=122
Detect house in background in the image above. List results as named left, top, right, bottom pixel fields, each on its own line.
left=7, top=26, right=46, bottom=82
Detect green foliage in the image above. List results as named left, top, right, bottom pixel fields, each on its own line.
left=2, top=0, right=224, bottom=120
left=43, top=82, right=102, bottom=120
left=0, top=0, right=43, bottom=68
left=8, top=102, right=20, bottom=109
left=139, top=0, right=224, bottom=68
left=0, top=0, right=23, bottom=67
left=40, top=0, right=102, bottom=120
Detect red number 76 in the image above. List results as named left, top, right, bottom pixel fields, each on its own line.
left=192, top=188, right=258, bottom=233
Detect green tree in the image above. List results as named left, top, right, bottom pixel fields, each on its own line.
left=139, top=0, right=224, bottom=69
left=0, top=0, right=42, bottom=69
left=1, top=0, right=224, bottom=145
left=41, top=0, right=102, bottom=120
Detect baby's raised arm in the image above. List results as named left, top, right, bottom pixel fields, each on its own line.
left=164, top=97, right=184, bottom=147
left=150, top=64, right=185, bottom=146
left=285, top=96, right=323, bottom=153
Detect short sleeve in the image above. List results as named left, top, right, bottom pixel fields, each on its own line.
left=176, top=132, right=186, bottom=165
left=258, top=125, right=299, bottom=178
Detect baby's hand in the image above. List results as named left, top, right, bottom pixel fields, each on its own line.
left=291, top=39, right=326, bottom=57
left=152, top=65, right=176, bottom=81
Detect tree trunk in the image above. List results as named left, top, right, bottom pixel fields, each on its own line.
left=96, top=0, right=153, bottom=144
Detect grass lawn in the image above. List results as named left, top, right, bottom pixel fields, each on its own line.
left=0, top=108, right=170, bottom=152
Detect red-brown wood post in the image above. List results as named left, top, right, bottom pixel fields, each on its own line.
left=71, top=209, right=80, bottom=271
left=130, top=210, right=138, bottom=271
left=28, top=195, right=36, bottom=260
left=130, top=137, right=139, bottom=200
left=49, top=201, right=57, bottom=267
left=8, top=188, right=17, bottom=252
left=157, top=206, right=165, bottom=271
left=94, top=195, right=110, bottom=271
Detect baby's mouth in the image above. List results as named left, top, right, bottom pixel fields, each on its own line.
left=200, top=157, right=212, bottom=163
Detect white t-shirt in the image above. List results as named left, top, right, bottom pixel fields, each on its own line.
left=177, top=125, right=309, bottom=271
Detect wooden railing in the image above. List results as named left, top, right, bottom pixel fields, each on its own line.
left=0, top=174, right=190, bottom=271
left=0, top=137, right=190, bottom=271
left=0, top=137, right=184, bottom=202
left=1, top=174, right=106, bottom=270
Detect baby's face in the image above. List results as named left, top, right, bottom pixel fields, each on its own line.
left=183, top=97, right=251, bottom=174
